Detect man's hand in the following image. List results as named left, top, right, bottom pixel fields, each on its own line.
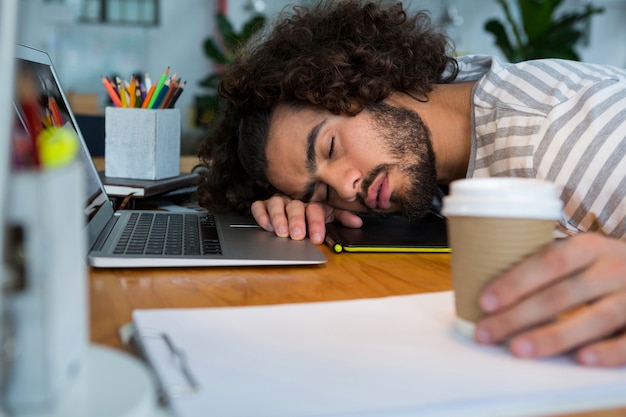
left=251, top=195, right=364, bottom=244
left=475, top=233, right=626, bottom=367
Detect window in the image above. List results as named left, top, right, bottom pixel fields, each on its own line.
left=80, top=0, right=159, bottom=26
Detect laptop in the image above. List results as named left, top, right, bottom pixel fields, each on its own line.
left=14, top=44, right=327, bottom=268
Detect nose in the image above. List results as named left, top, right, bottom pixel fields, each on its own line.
left=322, top=166, right=362, bottom=202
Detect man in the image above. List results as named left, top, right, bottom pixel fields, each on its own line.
left=196, top=0, right=626, bottom=367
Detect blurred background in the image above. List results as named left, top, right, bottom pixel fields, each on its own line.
left=16, top=0, right=626, bottom=155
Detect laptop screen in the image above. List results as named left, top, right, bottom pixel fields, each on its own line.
left=14, top=44, right=114, bottom=248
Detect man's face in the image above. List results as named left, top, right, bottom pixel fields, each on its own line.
left=264, top=101, right=437, bottom=219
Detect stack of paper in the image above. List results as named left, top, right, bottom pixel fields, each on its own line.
left=132, top=291, right=626, bottom=417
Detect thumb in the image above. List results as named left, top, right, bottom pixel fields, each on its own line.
left=332, top=209, right=363, bottom=228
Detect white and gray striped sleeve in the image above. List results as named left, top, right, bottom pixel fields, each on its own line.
left=471, top=59, right=626, bottom=238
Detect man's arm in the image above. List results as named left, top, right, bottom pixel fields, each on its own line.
left=251, top=195, right=364, bottom=244
left=475, top=233, right=626, bottom=367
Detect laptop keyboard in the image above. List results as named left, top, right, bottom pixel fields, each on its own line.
left=113, top=213, right=222, bottom=256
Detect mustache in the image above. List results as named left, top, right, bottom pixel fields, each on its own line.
left=357, top=164, right=391, bottom=207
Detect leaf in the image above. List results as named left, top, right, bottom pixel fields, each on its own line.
left=485, top=19, right=517, bottom=62
left=198, top=73, right=223, bottom=89
left=550, top=5, right=604, bottom=38
left=487, top=0, right=604, bottom=62
left=241, top=15, right=266, bottom=40
left=203, top=38, right=228, bottom=65
left=216, top=13, right=239, bottom=51
left=196, top=13, right=267, bottom=129
left=520, top=0, right=563, bottom=41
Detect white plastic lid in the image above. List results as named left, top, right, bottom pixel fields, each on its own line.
left=442, top=178, right=563, bottom=219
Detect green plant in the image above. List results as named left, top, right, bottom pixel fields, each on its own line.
left=484, top=0, right=604, bottom=62
left=194, top=13, right=266, bottom=128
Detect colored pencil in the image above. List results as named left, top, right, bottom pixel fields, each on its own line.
left=116, top=77, right=128, bottom=107
left=128, top=75, right=137, bottom=107
left=134, top=87, right=142, bottom=108
left=160, top=77, right=179, bottom=109
left=141, top=84, right=156, bottom=109
left=168, top=80, right=186, bottom=108
left=48, top=96, right=64, bottom=126
left=101, top=76, right=122, bottom=107
left=152, top=78, right=170, bottom=109
left=147, top=66, right=169, bottom=109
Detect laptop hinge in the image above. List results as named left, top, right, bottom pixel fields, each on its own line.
left=91, top=213, right=119, bottom=252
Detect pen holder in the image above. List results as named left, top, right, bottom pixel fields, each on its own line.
left=104, top=107, right=181, bottom=180
left=4, top=162, right=88, bottom=412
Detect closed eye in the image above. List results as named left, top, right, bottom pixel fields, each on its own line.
left=322, top=137, right=335, bottom=203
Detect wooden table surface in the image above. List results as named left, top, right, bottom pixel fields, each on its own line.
left=89, top=156, right=625, bottom=417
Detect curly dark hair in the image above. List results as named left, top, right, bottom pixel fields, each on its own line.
left=196, top=0, right=459, bottom=216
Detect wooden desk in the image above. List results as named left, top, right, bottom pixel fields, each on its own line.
left=89, top=156, right=625, bottom=417
left=89, top=248, right=626, bottom=417
left=92, top=156, right=201, bottom=173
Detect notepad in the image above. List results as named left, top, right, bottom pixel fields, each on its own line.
left=130, top=292, right=626, bottom=417
left=325, top=211, right=450, bottom=253
left=98, top=171, right=199, bottom=198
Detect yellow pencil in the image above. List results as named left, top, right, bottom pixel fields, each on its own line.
left=116, top=77, right=128, bottom=107
left=128, top=75, right=137, bottom=107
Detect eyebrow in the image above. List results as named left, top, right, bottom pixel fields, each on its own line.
left=300, top=118, right=326, bottom=202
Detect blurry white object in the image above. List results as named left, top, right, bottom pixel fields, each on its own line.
left=0, top=0, right=18, bottom=415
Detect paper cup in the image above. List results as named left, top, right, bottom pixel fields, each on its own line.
left=442, top=178, right=563, bottom=338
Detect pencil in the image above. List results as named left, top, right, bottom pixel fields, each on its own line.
left=134, top=87, right=142, bottom=108
left=147, top=66, right=169, bottom=109
left=152, top=78, right=170, bottom=109
left=48, top=96, right=64, bottom=126
left=101, top=76, right=122, bottom=107
left=140, top=83, right=147, bottom=102
left=168, top=80, right=186, bottom=108
left=105, top=76, right=118, bottom=94
left=144, top=73, right=152, bottom=90
left=128, top=75, right=137, bottom=107
left=159, top=77, right=179, bottom=109
left=141, top=84, right=156, bottom=108
left=116, top=77, right=128, bottom=107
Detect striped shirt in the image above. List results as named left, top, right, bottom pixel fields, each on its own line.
left=451, top=55, right=626, bottom=238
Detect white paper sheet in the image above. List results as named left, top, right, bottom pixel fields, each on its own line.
left=132, top=291, right=626, bottom=417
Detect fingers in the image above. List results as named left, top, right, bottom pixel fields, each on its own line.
left=475, top=233, right=626, bottom=366
left=504, top=291, right=626, bottom=361
left=305, top=204, right=328, bottom=244
left=251, top=199, right=276, bottom=232
left=577, top=329, right=626, bottom=367
left=284, top=199, right=308, bottom=240
left=263, top=196, right=306, bottom=240
left=479, top=234, right=615, bottom=314
left=476, top=272, right=593, bottom=345
left=250, top=195, right=295, bottom=237
left=250, top=195, right=339, bottom=243
left=334, top=209, right=364, bottom=229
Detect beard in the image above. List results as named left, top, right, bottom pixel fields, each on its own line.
left=360, top=101, right=437, bottom=220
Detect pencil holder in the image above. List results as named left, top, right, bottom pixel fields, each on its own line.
left=104, top=107, right=181, bottom=180
left=4, top=162, right=88, bottom=411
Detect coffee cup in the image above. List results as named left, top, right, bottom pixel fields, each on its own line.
left=441, top=178, right=563, bottom=338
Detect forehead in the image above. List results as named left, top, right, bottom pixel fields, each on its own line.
left=266, top=104, right=325, bottom=161
left=269, top=104, right=322, bottom=141
left=265, top=104, right=325, bottom=196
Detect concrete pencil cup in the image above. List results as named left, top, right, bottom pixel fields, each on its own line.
left=104, top=107, right=181, bottom=180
